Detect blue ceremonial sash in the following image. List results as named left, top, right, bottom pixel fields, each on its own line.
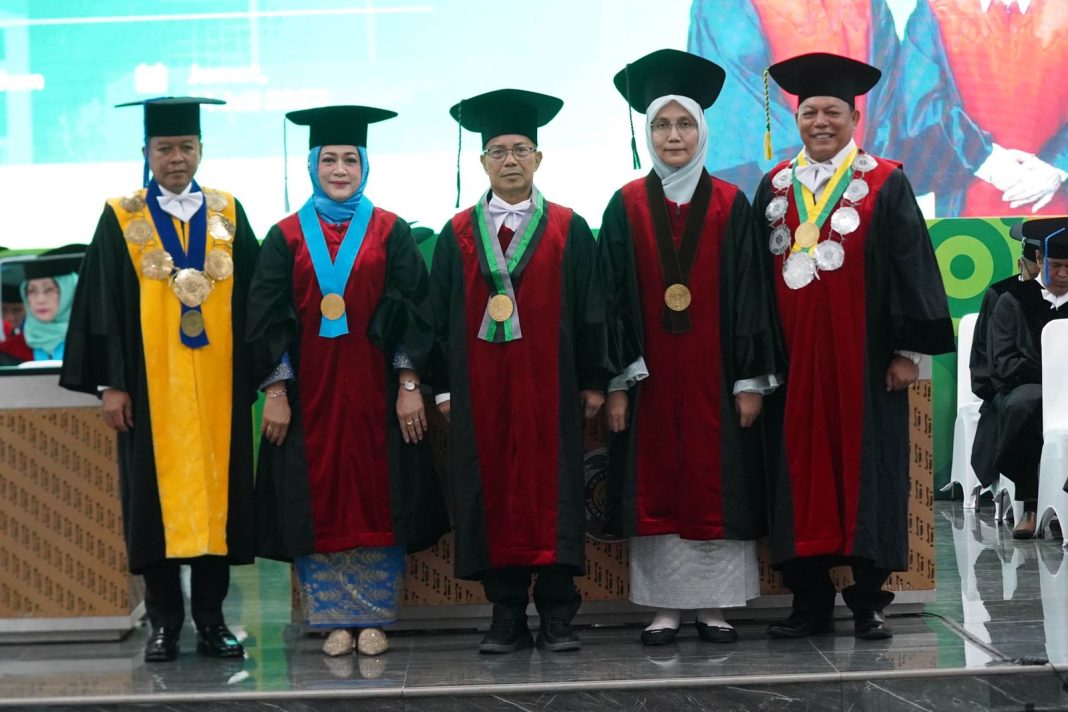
left=145, top=180, right=209, bottom=349
left=298, top=197, right=374, bottom=338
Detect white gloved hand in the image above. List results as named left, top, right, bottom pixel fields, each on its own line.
left=974, top=143, right=1029, bottom=192
left=1001, top=151, right=1067, bottom=212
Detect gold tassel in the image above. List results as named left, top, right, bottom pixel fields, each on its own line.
left=763, top=68, right=773, bottom=160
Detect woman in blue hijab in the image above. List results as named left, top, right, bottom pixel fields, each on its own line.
left=247, top=106, right=448, bottom=657
left=20, top=246, right=84, bottom=362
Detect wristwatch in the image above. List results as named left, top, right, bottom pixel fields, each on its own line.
left=400, top=378, right=420, bottom=392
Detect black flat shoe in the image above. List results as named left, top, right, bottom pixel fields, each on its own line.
left=640, top=627, right=679, bottom=646
left=144, top=625, right=181, bottom=663
left=695, top=621, right=738, bottom=643
left=766, top=612, right=832, bottom=639
left=536, top=618, right=581, bottom=652
left=479, top=619, right=534, bottom=654
left=853, top=610, right=893, bottom=640
left=196, top=624, right=244, bottom=658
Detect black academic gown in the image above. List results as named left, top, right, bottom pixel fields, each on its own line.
left=989, top=279, right=1068, bottom=495
left=969, top=275, right=1021, bottom=487
left=60, top=200, right=258, bottom=574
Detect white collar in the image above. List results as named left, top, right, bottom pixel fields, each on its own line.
left=801, top=139, right=858, bottom=169
left=487, top=190, right=534, bottom=232
left=979, top=0, right=1032, bottom=13
left=1036, top=274, right=1068, bottom=308
left=155, top=181, right=204, bottom=223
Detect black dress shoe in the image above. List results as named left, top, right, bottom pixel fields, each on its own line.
left=536, top=618, right=581, bottom=652
left=695, top=621, right=739, bottom=643
left=479, top=619, right=534, bottom=654
left=853, top=610, right=893, bottom=640
left=196, top=624, right=245, bottom=658
left=144, top=625, right=181, bottom=663
left=766, top=612, right=832, bottom=639
left=640, top=627, right=679, bottom=646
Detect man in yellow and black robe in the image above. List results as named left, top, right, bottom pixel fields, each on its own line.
left=61, top=97, right=258, bottom=663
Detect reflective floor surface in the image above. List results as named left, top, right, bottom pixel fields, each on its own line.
left=2, top=500, right=1067, bottom=711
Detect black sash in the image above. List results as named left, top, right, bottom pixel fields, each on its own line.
left=645, top=170, right=711, bottom=334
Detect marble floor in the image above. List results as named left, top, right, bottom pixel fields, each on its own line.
left=2, top=500, right=1068, bottom=711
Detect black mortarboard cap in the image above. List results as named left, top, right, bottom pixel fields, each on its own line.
left=115, top=96, right=226, bottom=137
left=286, top=105, right=397, bottom=149
left=449, top=89, right=563, bottom=148
left=767, top=52, right=881, bottom=108
left=0, top=257, right=25, bottom=303
left=613, top=49, right=726, bottom=113
left=23, top=244, right=85, bottom=281
left=1010, top=222, right=1041, bottom=262
left=1021, top=217, right=1068, bottom=260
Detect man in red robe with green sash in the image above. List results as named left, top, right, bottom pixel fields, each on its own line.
left=429, top=89, right=609, bottom=654
left=753, top=54, right=954, bottom=640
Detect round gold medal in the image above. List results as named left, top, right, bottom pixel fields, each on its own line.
left=124, top=218, right=154, bottom=246
left=207, top=214, right=236, bottom=241
left=172, top=268, right=213, bottom=307
left=180, top=310, right=205, bottom=338
left=487, top=294, right=514, bottom=323
left=121, top=194, right=146, bottom=214
left=205, top=191, right=228, bottom=212
left=204, top=248, right=234, bottom=281
left=794, top=222, right=820, bottom=249
left=320, top=293, right=346, bottom=320
left=141, top=249, right=174, bottom=280
left=664, top=283, right=692, bottom=312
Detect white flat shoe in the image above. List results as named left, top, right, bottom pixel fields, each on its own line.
left=322, top=628, right=354, bottom=657
left=357, top=627, right=389, bottom=656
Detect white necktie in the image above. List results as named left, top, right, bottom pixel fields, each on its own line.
left=795, top=162, right=835, bottom=199
left=156, top=191, right=204, bottom=223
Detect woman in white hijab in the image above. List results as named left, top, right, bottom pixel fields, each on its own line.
left=599, top=49, right=784, bottom=645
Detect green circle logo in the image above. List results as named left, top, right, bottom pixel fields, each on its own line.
left=929, top=219, right=1016, bottom=315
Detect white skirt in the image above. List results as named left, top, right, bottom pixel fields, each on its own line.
left=628, top=534, right=759, bottom=610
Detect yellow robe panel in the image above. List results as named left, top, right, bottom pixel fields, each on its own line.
left=111, top=188, right=236, bottom=559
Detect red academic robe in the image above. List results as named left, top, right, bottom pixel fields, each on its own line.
left=248, top=209, right=448, bottom=559
left=754, top=153, right=954, bottom=570
left=429, top=197, right=608, bottom=580
left=600, top=172, right=780, bottom=542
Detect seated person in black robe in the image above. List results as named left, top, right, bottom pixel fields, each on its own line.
left=969, top=224, right=1041, bottom=490
left=989, top=217, right=1068, bottom=539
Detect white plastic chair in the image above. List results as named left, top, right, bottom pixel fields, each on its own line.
left=994, top=476, right=1023, bottom=525
left=1036, top=320, right=1068, bottom=544
left=944, top=313, right=984, bottom=508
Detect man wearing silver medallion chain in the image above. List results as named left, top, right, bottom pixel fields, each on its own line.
left=61, top=97, right=259, bottom=663
left=752, top=55, right=954, bottom=641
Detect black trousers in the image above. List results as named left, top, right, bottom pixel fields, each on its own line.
left=780, top=557, right=893, bottom=619
left=480, top=564, right=581, bottom=624
left=993, top=384, right=1042, bottom=501
left=141, top=556, right=231, bottom=629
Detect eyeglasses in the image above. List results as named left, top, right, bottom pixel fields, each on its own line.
left=483, top=146, right=537, bottom=161
left=650, top=119, right=698, bottom=135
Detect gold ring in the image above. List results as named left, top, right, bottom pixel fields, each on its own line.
left=406, top=420, right=414, bottom=425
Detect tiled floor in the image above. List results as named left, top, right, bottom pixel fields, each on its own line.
left=2, top=500, right=1067, bottom=710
